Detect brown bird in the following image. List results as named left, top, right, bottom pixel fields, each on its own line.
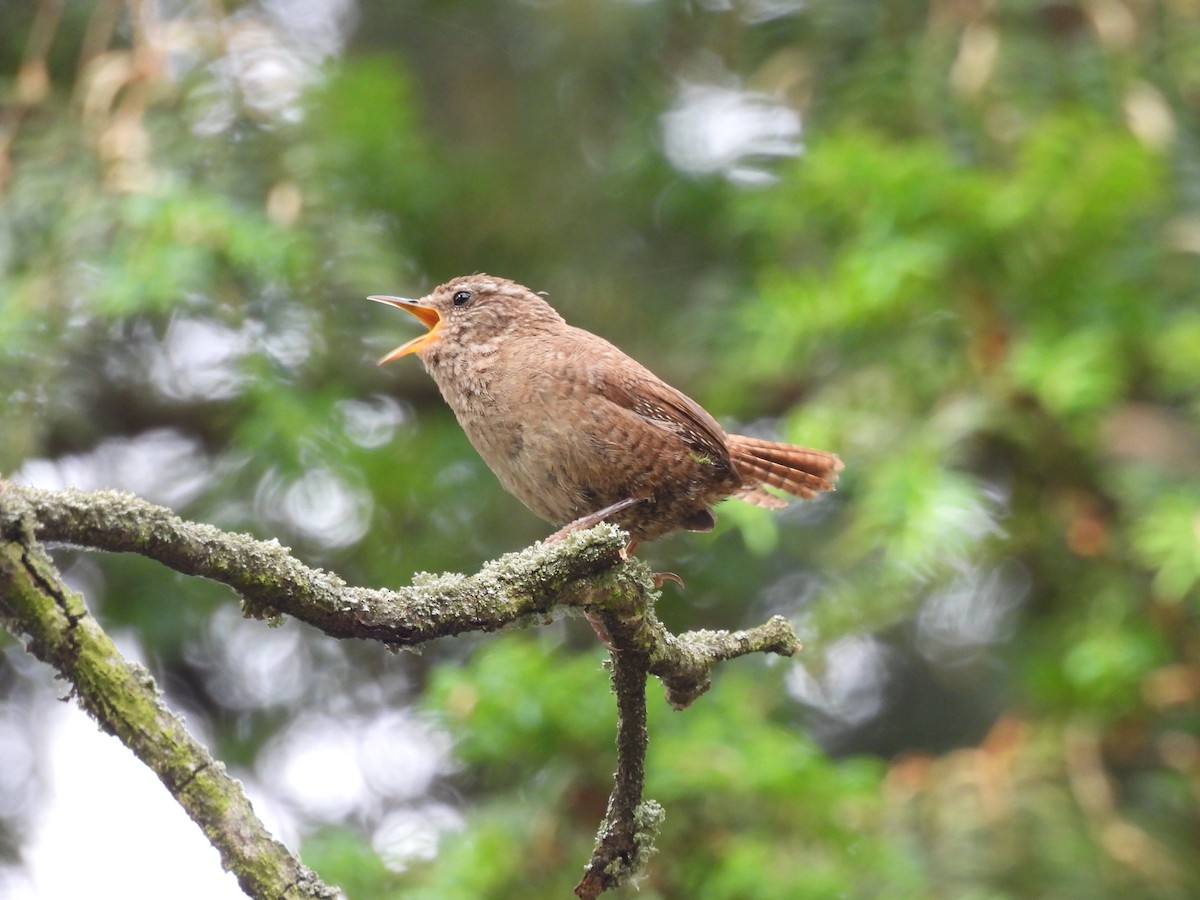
left=369, top=275, right=841, bottom=546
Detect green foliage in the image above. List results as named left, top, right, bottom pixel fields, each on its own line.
left=423, top=636, right=913, bottom=897
left=301, top=826, right=406, bottom=899
left=426, top=634, right=614, bottom=783
left=95, top=188, right=309, bottom=316
left=1133, top=492, right=1200, bottom=601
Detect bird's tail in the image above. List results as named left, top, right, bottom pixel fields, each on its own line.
left=727, top=434, right=843, bottom=509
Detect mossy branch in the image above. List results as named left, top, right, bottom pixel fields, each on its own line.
left=0, top=485, right=337, bottom=899
left=575, top=634, right=657, bottom=900
left=0, top=481, right=801, bottom=898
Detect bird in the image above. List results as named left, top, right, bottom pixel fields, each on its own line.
left=369, top=274, right=841, bottom=547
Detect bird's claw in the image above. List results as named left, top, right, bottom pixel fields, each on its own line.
left=653, top=571, right=685, bottom=589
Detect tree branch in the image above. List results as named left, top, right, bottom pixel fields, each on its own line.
left=10, top=482, right=629, bottom=643
left=576, top=624, right=660, bottom=899
left=0, top=486, right=337, bottom=899
left=0, top=481, right=802, bottom=897
left=651, top=616, right=802, bottom=709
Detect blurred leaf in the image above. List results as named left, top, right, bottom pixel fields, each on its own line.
left=1132, top=494, right=1200, bottom=601
left=1008, top=327, right=1126, bottom=419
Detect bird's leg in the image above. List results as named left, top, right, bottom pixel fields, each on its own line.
left=546, top=500, right=686, bottom=585
left=585, top=614, right=616, bottom=650
left=549, top=499, right=690, bottom=643
left=544, top=497, right=645, bottom=544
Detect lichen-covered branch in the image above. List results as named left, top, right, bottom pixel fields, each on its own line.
left=9, top=482, right=630, bottom=644
left=0, top=480, right=803, bottom=898
left=0, top=487, right=338, bottom=900
left=654, top=616, right=802, bottom=709
left=5, top=483, right=799, bottom=693
left=575, top=621, right=661, bottom=899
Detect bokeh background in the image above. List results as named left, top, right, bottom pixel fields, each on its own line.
left=3, top=1, right=1199, bottom=897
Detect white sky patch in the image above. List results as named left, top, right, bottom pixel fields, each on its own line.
left=149, top=316, right=251, bottom=401
left=269, top=715, right=372, bottom=820
left=372, top=803, right=465, bottom=873
left=189, top=606, right=315, bottom=710
left=9, top=702, right=247, bottom=900
left=12, top=428, right=212, bottom=508
left=695, top=0, right=806, bottom=23
left=787, top=634, right=893, bottom=726
left=337, top=394, right=410, bottom=449
left=916, top=562, right=1029, bottom=668
left=139, top=0, right=356, bottom=132
left=255, top=465, right=374, bottom=549
left=261, top=710, right=456, bottom=822
left=661, top=82, right=802, bottom=184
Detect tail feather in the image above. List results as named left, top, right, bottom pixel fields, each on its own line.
left=727, top=434, right=842, bottom=507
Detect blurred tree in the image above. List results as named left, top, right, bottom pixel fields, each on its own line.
left=2, top=0, right=1199, bottom=897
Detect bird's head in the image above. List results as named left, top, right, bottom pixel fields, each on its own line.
left=369, top=274, right=564, bottom=365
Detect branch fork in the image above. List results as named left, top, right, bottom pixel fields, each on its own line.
left=0, top=481, right=801, bottom=898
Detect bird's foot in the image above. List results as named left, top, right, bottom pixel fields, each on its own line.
left=544, top=497, right=645, bottom=544
left=621, top=539, right=684, bottom=589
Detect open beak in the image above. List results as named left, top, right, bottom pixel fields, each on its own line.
left=368, top=295, right=442, bottom=364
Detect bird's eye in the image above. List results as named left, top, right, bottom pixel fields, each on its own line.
left=452, top=290, right=472, bottom=307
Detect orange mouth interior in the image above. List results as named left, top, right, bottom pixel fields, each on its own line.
left=369, top=296, right=442, bottom=363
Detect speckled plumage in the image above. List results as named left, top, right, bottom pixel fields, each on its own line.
left=371, top=275, right=842, bottom=542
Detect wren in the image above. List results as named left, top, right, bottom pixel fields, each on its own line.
left=370, top=275, right=841, bottom=544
